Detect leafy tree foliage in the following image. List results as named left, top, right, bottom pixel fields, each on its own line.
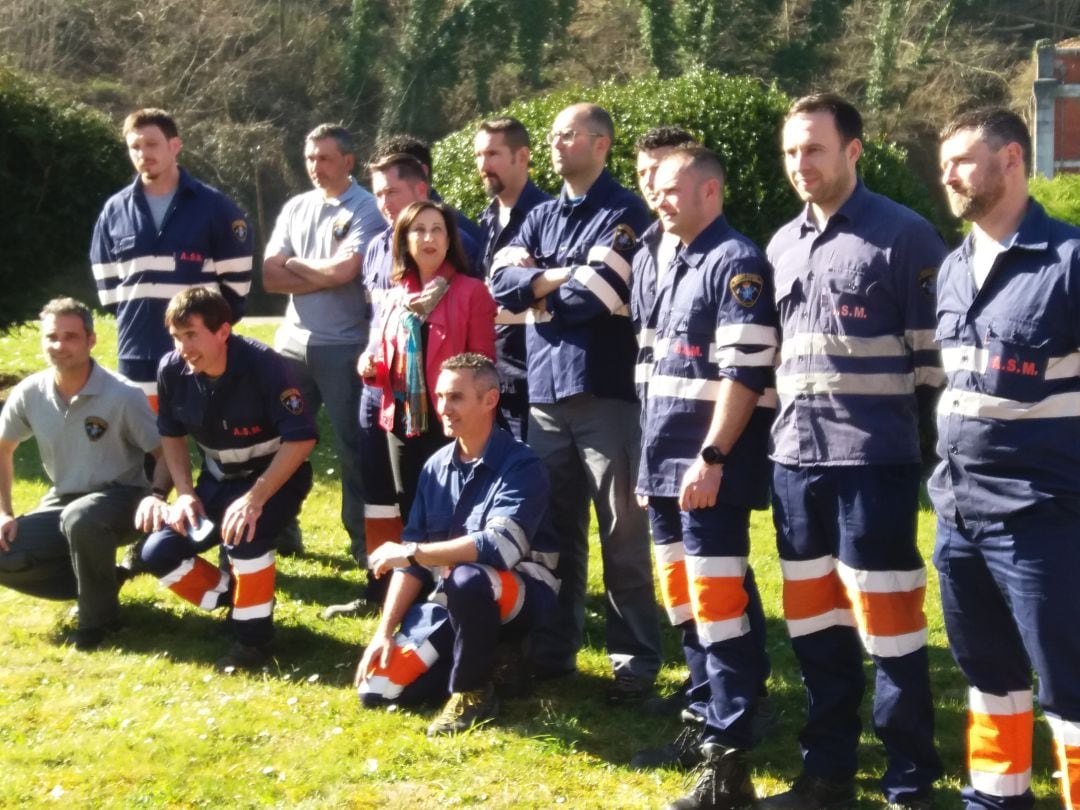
left=1030, top=172, right=1080, bottom=227
left=0, top=67, right=129, bottom=329
left=433, top=69, right=952, bottom=248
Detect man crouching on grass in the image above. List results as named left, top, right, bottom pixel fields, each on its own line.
left=355, top=353, right=558, bottom=736
left=139, top=288, right=317, bottom=671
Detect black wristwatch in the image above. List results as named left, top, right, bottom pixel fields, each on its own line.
left=402, top=542, right=419, bottom=566
left=700, top=445, right=727, bottom=466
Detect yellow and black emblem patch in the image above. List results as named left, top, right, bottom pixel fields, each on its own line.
left=232, top=219, right=249, bottom=243
left=84, top=416, right=108, bottom=441
left=917, top=266, right=937, bottom=299
left=279, top=387, right=305, bottom=415
left=612, top=223, right=637, bottom=253
left=729, top=273, right=764, bottom=308
left=332, top=216, right=352, bottom=240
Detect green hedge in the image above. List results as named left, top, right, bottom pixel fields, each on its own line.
left=433, top=69, right=950, bottom=248
left=0, top=67, right=130, bottom=329
left=1030, top=172, right=1080, bottom=227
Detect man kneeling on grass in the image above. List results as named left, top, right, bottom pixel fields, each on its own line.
left=355, top=353, right=557, bottom=736
left=139, top=288, right=317, bottom=671
left=0, top=297, right=168, bottom=650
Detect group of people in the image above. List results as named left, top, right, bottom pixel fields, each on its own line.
left=0, top=91, right=1075, bottom=810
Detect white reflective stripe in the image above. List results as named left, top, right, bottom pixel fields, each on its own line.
left=781, top=332, right=907, bottom=361
left=478, top=564, right=525, bottom=623
left=786, top=608, right=856, bottom=638
left=698, top=615, right=751, bottom=643
left=654, top=337, right=674, bottom=358
left=201, top=436, right=282, bottom=466
left=612, top=304, right=630, bottom=319
left=758, top=388, right=778, bottom=409
left=666, top=604, right=694, bottom=625
left=358, top=674, right=394, bottom=697
left=574, top=265, right=623, bottom=313
left=970, top=769, right=1031, bottom=797
left=653, top=542, right=686, bottom=564
left=715, top=323, right=779, bottom=348
left=941, top=346, right=990, bottom=373
left=635, top=362, right=653, bottom=384
left=638, top=327, right=656, bottom=349
left=365, top=504, right=401, bottom=519
left=776, top=371, right=914, bottom=396
left=518, top=561, right=559, bottom=592
left=939, top=389, right=1080, bottom=420
left=686, top=555, right=747, bottom=579
left=221, top=278, right=253, bottom=297
left=586, top=244, right=632, bottom=281
left=230, top=552, right=275, bottom=575
left=905, top=328, right=938, bottom=353
left=204, top=455, right=227, bottom=481
left=159, top=558, right=195, bottom=587
left=1047, top=712, right=1080, bottom=747
left=212, top=256, right=252, bottom=275
left=198, top=570, right=230, bottom=611
left=232, top=601, right=274, bottom=620
left=835, top=563, right=926, bottom=594
left=494, top=307, right=552, bottom=325
left=914, top=366, right=946, bottom=387
left=133, top=379, right=158, bottom=397
left=364, top=289, right=372, bottom=305
left=1047, top=350, right=1080, bottom=381
left=488, top=515, right=528, bottom=551
left=715, top=346, right=776, bottom=367
left=648, top=374, right=720, bottom=401
left=780, top=556, right=836, bottom=581
left=861, top=627, right=928, bottom=657
left=969, top=688, right=1033, bottom=716
left=99, top=281, right=217, bottom=306
left=92, top=254, right=176, bottom=282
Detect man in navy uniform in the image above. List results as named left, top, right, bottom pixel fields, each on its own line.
left=139, top=288, right=316, bottom=671
left=490, top=102, right=662, bottom=701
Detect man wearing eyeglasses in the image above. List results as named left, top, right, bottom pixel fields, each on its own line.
left=490, top=102, right=662, bottom=703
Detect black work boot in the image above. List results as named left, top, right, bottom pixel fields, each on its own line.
left=664, top=742, right=756, bottom=810
left=760, top=774, right=855, bottom=809
left=630, top=723, right=705, bottom=770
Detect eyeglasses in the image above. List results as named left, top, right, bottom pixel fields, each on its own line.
left=545, top=129, right=604, bottom=146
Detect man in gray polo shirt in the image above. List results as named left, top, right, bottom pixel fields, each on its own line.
left=0, top=298, right=168, bottom=650
left=263, top=124, right=384, bottom=559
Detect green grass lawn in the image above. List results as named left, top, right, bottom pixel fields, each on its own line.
left=0, top=317, right=1061, bottom=808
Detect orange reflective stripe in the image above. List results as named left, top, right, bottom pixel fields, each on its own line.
left=659, top=557, right=691, bottom=613
left=365, top=512, right=404, bottom=556
left=168, top=557, right=225, bottom=606
left=969, top=712, right=1033, bottom=778
left=847, top=587, right=928, bottom=638
left=494, top=569, right=522, bottom=622
left=370, top=644, right=432, bottom=686
left=692, top=574, right=748, bottom=624
left=147, top=394, right=159, bottom=413
left=233, top=562, right=276, bottom=608
left=783, top=573, right=850, bottom=621
left=1058, top=744, right=1080, bottom=809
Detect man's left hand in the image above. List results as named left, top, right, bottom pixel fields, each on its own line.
left=221, top=494, right=263, bottom=545
left=369, top=542, right=411, bottom=578
left=678, top=459, right=723, bottom=511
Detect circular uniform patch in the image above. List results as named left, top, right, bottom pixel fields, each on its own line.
left=84, top=416, right=108, bottom=441
left=612, top=223, right=637, bottom=253
left=729, top=273, right=764, bottom=308
left=279, top=387, right=305, bottom=415
left=918, top=266, right=937, bottom=298
left=232, top=219, right=249, bottom=242
left=332, top=216, right=352, bottom=240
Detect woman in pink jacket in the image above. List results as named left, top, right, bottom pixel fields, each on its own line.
left=358, top=200, right=496, bottom=520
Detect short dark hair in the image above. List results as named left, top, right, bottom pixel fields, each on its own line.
left=123, top=108, right=179, bottom=140
left=368, top=152, right=429, bottom=186
left=634, top=126, right=697, bottom=154
left=390, top=201, right=471, bottom=284
left=40, top=297, right=93, bottom=335
left=441, top=352, right=500, bottom=393
left=787, top=93, right=863, bottom=145
left=940, top=106, right=1032, bottom=174
left=478, top=117, right=531, bottom=151
left=164, top=287, right=233, bottom=333
left=578, top=103, right=615, bottom=141
left=305, top=124, right=355, bottom=157
left=663, top=143, right=727, bottom=185
left=373, top=134, right=432, bottom=175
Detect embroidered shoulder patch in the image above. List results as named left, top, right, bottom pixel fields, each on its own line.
left=84, top=416, right=108, bottom=441
left=232, top=219, right=249, bottom=243
left=612, top=223, right=637, bottom=253
left=729, top=273, right=764, bottom=308
left=332, top=216, right=352, bottom=240
left=917, top=266, right=937, bottom=299
left=279, top=387, right=305, bottom=415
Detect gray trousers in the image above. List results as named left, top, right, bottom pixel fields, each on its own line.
left=0, top=486, right=144, bottom=628
left=282, top=342, right=366, bottom=561
left=528, top=394, right=662, bottom=680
